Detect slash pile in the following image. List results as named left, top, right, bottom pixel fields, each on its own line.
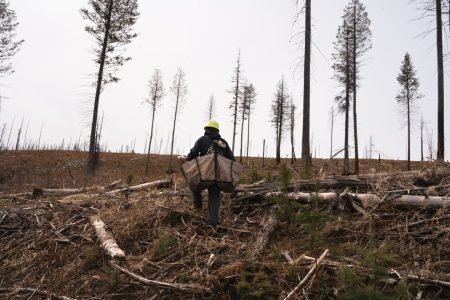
left=1, top=164, right=450, bottom=299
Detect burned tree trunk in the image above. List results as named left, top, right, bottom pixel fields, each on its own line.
left=301, top=0, right=312, bottom=169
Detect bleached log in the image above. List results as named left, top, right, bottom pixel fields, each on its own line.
left=283, top=249, right=329, bottom=300
left=236, top=177, right=374, bottom=194
left=266, top=191, right=337, bottom=203
left=266, top=191, right=450, bottom=209
left=32, top=187, right=86, bottom=198
left=90, top=216, right=125, bottom=259
left=353, top=194, right=450, bottom=209
left=105, top=179, right=172, bottom=195
left=110, top=261, right=211, bottom=294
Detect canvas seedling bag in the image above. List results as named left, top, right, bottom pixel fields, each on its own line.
left=181, top=153, right=243, bottom=192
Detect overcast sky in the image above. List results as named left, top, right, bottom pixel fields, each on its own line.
left=1, top=0, right=449, bottom=161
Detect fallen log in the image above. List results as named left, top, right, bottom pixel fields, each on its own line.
left=354, top=194, right=450, bottom=209
left=32, top=187, right=86, bottom=198
left=389, top=269, right=450, bottom=289
left=110, top=261, right=211, bottom=295
left=402, top=273, right=450, bottom=289
left=263, top=191, right=450, bottom=209
left=1, top=192, right=31, bottom=199
left=283, top=249, right=330, bottom=300
left=89, top=216, right=125, bottom=260
left=105, top=179, right=172, bottom=196
left=267, top=191, right=337, bottom=203
left=235, top=177, right=374, bottom=196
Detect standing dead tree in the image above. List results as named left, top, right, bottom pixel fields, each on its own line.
left=0, top=122, right=5, bottom=150
left=81, top=0, right=139, bottom=175
left=415, top=0, right=445, bottom=160
left=270, top=77, right=290, bottom=165
left=332, top=19, right=353, bottom=175
left=245, top=83, right=256, bottom=161
left=421, top=115, right=425, bottom=161
left=14, top=116, right=24, bottom=151
left=290, top=99, right=297, bottom=164
left=427, top=128, right=435, bottom=159
left=144, top=68, right=165, bottom=176
left=239, top=83, right=256, bottom=163
left=22, top=118, right=29, bottom=150
left=229, top=50, right=243, bottom=152
left=436, top=0, right=445, bottom=160
left=169, top=68, right=187, bottom=171
left=329, top=106, right=335, bottom=158
left=239, top=83, right=248, bottom=163
left=396, top=53, right=423, bottom=171
left=296, top=0, right=313, bottom=170
left=205, top=94, right=216, bottom=121
left=5, top=116, right=14, bottom=150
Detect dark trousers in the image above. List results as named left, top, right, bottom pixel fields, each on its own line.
left=192, top=184, right=221, bottom=225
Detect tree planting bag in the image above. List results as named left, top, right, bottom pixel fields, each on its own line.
left=181, top=153, right=243, bottom=192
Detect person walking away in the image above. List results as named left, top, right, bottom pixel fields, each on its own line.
left=186, top=120, right=235, bottom=225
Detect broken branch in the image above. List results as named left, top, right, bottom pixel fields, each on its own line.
left=110, top=261, right=211, bottom=294
left=283, top=249, right=329, bottom=300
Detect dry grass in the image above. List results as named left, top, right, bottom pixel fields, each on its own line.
left=0, top=150, right=433, bottom=193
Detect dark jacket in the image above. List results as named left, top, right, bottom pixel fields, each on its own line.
left=186, top=129, right=235, bottom=161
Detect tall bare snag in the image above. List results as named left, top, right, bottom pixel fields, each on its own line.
left=169, top=68, right=187, bottom=171
left=144, top=69, right=165, bottom=175
left=229, top=51, right=243, bottom=152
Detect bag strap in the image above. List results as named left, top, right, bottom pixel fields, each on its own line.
left=195, top=157, right=203, bottom=181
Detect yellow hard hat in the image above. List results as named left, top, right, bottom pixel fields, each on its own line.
left=204, top=120, right=219, bottom=131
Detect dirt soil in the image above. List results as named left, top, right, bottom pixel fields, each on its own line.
left=1, top=150, right=449, bottom=299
